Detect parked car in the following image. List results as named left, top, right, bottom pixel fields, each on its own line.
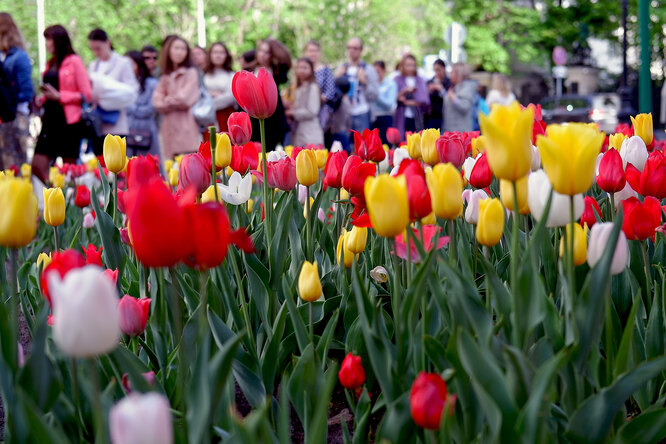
left=540, top=93, right=620, bottom=133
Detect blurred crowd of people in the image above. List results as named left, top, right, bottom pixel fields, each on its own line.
left=0, top=12, right=521, bottom=183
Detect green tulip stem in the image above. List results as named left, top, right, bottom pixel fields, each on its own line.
left=113, top=172, right=118, bottom=226
left=641, top=240, right=652, bottom=305
left=568, top=195, right=576, bottom=302
left=510, top=180, right=520, bottom=346
left=199, top=271, right=209, bottom=339
left=53, top=226, right=59, bottom=252
left=484, top=246, right=491, bottom=311
left=336, top=189, right=342, bottom=240
left=305, top=185, right=312, bottom=261
left=523, top=215, right=530, bottom=243
left=391, top=238, right=404, bottom=365
left=309, top=302, right=314, bottom=347
left=8, top=248, right=18, bottom=369
left=168, top=267, right=186, bottom=418
left=209, top=126, right=219, bottom=202
left=405, top=228, right=412, bottom=284
left=259, top=119, right=272, bottom=250
left=447, top=219, right=456, bottom=265
left=86, top=358, right=108, bottom=444
left=228, top=250, right=254, bottom=348
left=609, top=193, right=616, bottom=222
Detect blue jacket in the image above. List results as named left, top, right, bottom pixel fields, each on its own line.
left=2, top=47, right=34, bottom=108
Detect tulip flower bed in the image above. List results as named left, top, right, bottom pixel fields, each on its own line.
left=1, top=70, right=666, bottom=443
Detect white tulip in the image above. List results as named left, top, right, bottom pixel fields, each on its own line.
left=83, top=212, right=96, bottom=229
left=462, top=153, right=483, bottom=182
left=49, top=266, right=120, bottom=357
left=377, top=150, right=390, bottom=173
left=370, top=266, right=389, bottom=283
left=527, top=169, right=584, bottom=227
left=390, top=148, right=410, bottom=176
left=587, top=222, right=628, bottom=275
left=463, top=188, right=488, bottom=224
left=330, top=140, right=343, bottom=153
left=530, top=145, right=541, bottom=171
left=218, top=171, right=252, bottom=205
left=620, top=135, right=648, bottom=171
left=298, top=184, right=307, bottom=204
left=609, top=181, right=638, bottom=208
left=109, top=392, right=173, bottom=444
left=267, top=150, right=287, bottom=162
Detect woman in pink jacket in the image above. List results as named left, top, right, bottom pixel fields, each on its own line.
left=152, top=36, right=200, bottom=160
left=32, top=25, right=92, bottom=183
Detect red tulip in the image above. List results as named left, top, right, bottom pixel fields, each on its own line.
left=178, top=153, right=210, bottom=195
left=82, top=243, right=103, bottom=266
left=353, top=128, right=385, bottom=162
left=436, top=133, right=465, bottom=168
left=230, top=142, right=259, bottom=174
left=386, top=127, right=401, bottom=146
left=40, top=250, right=86, bottom=306
left=621, top=196, right=662, bottom=241
left=342, top=155, right=376, bottom=196
left=227, top=112, right=252, bottom=145
left=580, top=196, right=602, bottom=229
left=266, top=157, right=297, bottom=191
left=410, top=372, right=454, bottom=430
left=526, top=104, right=546, bottom=144
left=118, top=295, right=151, bottom=337
left=625, top=151, right=666, bottom=199
left=127, top=155, right=161, bottom=190
left=397, top=159, right=431, bottom=221
left=615, top=123, right=633, bottom=137
left=119, top=227, right=132, bottom=246
left=469, top=152, right=492, bottom=189
left=231, top=68, right=278, bottom=119
left=122, top=371, right=156, bottom=393
left=338, top=353, right=366, bottom=389
left=74, top=185, right=91, bottom=208
left=394, top=225, right=449, bottom=263
left=104, top=268, right=119, bottom=285
left=596, top=148, right=626, bottom=193
left=323, top=151, right=348, bottom=190
left=124, top=178, right=192, bottom=267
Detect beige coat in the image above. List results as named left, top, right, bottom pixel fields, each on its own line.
left=152, top=67, right=200, bottom=159
left=291, top=82, right=323, bottom=146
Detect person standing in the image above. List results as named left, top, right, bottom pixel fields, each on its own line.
left=152, top=36, right=200, bottom=159
left=191, top=45, right=207, bottom=72
left=0, top=12, right=33, bottom=170
left=486, top=73, right=516, bottom=108
left=371, top=60, right=397, bottom=144
left=203, top=42, right=236, bottom=133
left=334, top=37, right=379, bottom=133
left=303, top=40, right=335, bottom=136
left=426, top=59, right=450, bottom=131
left=125, top=51, right=160, bottom=159
left=443, top=63, right=477, bottom=133
left=32, top=25, right=92, bottom=183
left=251, top=38, right=291, bottom=151
left=286, top=58, right=323, bottom=146
left=393, top=54, right=429, bottom=139
left=87, top=28, right=138, bottom=152
left=141, top=45, right=160, bottom=77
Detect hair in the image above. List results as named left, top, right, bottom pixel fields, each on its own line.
left=491, top=73, right=511, bottom=96
left=141, top=44, right=158, bottom=54
left=373, top=60, right=386, bottom=71
left=478, top=84, right=488, bottom=99
left=259, top=38, right=292, bottom=75
left=125, top=50, right=150, bottom=91
left=348, top=37, right=363, bottom=50
left=159, top=36, right=192, bottom=75
left=304, top=40, right=320, bottom=51
left=451, top=62, right=470, bottom=81
left=44, top=25, right=76, bottom=68
left=433, top=59, right=446, bottom=69
left=295, top=57, right=315, bottom=87
left=241, top=49, right=256, bottom=71
left=204, top=41, right=232, bottom=73
left=399, top=54, right=417, bottom=77
left=88, top=28, right=108, bottom=42
left=0, top=13, right=25, bottom=52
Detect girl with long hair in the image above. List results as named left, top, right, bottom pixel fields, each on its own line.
left=203, top=41, right=236, bottom=132
left=286, top=57, right=323, bottom=146
left=125, top=50, right=160, bottom=159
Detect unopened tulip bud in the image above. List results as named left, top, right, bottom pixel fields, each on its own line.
left=109, top=392, right=173, bottom=444
left=37, top=252, right=52, bottom=269
left=296, top=149, right=318, bottom=187
left=347, top=226, right=368, bottom=254
left=476, top=198, right=504, bottom=246
left=0, top=178, right=38, bottom=247
left=410, top=372, right=455, bottom=430
left=630, top=113, right=653, bottom=147
left=587, top=222, right=628, bottom=275
left=298, top=261, right=322, bottom=302
left=338, top=353, right=366, bottom=389
left=559, top=223, right=587, bottom=266
left=103, top=134, right=127, bottom=174
left=215, top=132, right=232, bottom=168
left=43, top=187, right=65, bottom=227
left=620, top=136, right=648, bottom=171
left=118, top=295, right=151, bottom=337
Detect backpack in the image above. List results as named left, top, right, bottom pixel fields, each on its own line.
left=0, top=57, right=16, bottom=123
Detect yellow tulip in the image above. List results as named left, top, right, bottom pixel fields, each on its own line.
left=284, top=145, right=294, bottom=158
left=174, top=154, right=184, bottom=166
left=559, top=223, right=587, bottom=266
left=630, top=113, right=653, bottom=146
left=303, top=197, right=314, bottom=219
left=500, top=176, right=529, bottom=215
left=421, top=211, right=436, bottom=225
left=226, top=166, right=233, bottom=177
left=296, top=149, right=318, bottom=186
left=426, top=163, right=463, bottom=220
left=0, top=171, right=5, bottom=181
left=471, top=135, right=486, bottom=157
left=247, top=198, right=254, bottom=213
left=298, top=261, right=323, bottom=302
left=103, top=134, right=127, bottom=174
left=364, top=174, right=409, bottom=238
left=478, top=102, right=534, bottom=181
left=168, top=169, right=179, bottom=187
left=164, top=159, right=174, bottom=172
left=48, top=166, right=59, bottom=184
left=37, top=252, right=52, bottom=269
left=20, top=163, right=31, bottom=178
left=4, top=169, right=14, bottom=178
left=43, top=187, right=65, bottom=227
left=336, top=230, right=358, bottom=268
left=52, top=173, right=65, bottom=189
left=347, top=226, right=368, bottom=254
left=215, top=133, right=232, bottom=168
left=0, top=179, right=38, bottom=247
left=476, top=198, right=505, bottom=247
left=407, top=132, right=421, bottom=160
left=201, top=185, right=222, bottom=203
left=608, top=133, right=627, bottom=151
left=315, top=149, right=329, bottom=170
left=536, top=123, right=605, bottom=196
left=420, top=128, right=440, bottom=165
left=86, top=157, right=99, bottom=172
left=340, top=189, right=350, bottom=201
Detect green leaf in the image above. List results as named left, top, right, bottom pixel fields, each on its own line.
left=566, top=356, right=666, bottom=443
left=245, top=253, right=272, bottom=334
left=283, top=279, right=310, bottom=354
left=614, top=293, right=642, bottom=378
left=90, top=186, right=125, bottom=278
left=614, top=408, right=666, bottom=444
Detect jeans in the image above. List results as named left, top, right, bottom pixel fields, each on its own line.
left=350, top=112, right=371, bottom=133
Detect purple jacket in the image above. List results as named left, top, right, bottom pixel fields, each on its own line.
left=393, top=75, right=430, bottom=138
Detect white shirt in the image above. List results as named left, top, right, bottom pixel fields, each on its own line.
left=486, top=89, right=516, bottom=108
